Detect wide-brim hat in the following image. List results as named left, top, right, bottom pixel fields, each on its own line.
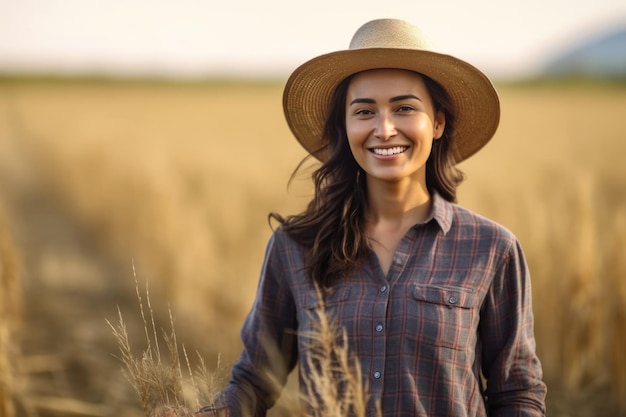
left=283, top=18, right=500, bottom=163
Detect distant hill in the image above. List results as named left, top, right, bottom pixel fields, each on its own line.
left=542, top=23, right=626, bottom=79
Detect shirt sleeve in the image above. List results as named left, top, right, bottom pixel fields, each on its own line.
left=480, top=238, right=547, bottom=417
left=209, top=230, right=299, bottom=417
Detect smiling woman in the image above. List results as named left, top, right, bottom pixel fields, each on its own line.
left=193, top=18, right=547, bottom=417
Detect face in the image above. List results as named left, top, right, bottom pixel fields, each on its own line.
left=345, top=69, right=445, bottom=187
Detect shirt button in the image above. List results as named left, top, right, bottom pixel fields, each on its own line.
left=375, top=324, right=383, bottom=332
left=380, top=285, right=387, bottom=293
left=448, top=295, right=458, bottom=304
left=373, top=371, right=381, bottom=379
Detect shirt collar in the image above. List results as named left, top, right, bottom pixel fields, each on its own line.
left=428, top=192, right=453, bottom=235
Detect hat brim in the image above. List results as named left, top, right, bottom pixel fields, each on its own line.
left=283, top=47, right=500, bottom=163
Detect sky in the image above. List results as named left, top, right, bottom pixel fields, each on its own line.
left=1, top=0, right=626, bottom=80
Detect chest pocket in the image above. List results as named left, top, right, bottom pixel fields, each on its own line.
left=411, top=285, right=479, bottom=350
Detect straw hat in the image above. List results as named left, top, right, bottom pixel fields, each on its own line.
left=282, top=18, right=500, bottom=162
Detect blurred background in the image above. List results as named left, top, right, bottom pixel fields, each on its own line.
left=1, top=1, right=625, bottom=416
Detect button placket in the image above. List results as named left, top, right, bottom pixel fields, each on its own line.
left=370, top=279, right=389, bottom=395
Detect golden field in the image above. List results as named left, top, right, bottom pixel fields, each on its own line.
left=0, top=78, right=625, bottom=416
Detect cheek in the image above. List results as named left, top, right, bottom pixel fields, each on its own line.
left=403, top=121, right=436, bottom=147
left=345, top=123, right=366, bottom=149
left=346, top=135, right=362, bottom=158
left=405, top=117, right=432, bottom=136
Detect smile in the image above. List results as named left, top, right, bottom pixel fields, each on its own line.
left=371, top=146, right=409, bottom=156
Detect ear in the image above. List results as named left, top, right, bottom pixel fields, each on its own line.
left=433, top=110, right=446, bottom=140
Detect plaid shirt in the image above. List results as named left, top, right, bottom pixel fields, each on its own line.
left=205, top=193, right=546, bottom=417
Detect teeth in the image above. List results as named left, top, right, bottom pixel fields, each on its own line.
left=372, top=146, right=408, bottom=156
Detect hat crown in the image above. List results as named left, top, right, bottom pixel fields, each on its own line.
left=349, top=18, right=431, bottom=50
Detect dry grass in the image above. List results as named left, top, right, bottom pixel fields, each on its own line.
left=1, top=81, right=310, bottom=361
left=0, top=79, right=625, bottom=416
left=0, top=207, right=21, bottom=417
left=107, top=274, right=227, bottom=417
left=298, top=285, right=373, bottom=417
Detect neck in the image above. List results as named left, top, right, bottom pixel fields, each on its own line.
left=366, top=176, right=432, bottom=227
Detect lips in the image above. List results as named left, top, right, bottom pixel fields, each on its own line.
left=370, top=146, right=409, bottom=156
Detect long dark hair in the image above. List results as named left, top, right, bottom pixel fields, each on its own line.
left=270, top=72, right=463, bottom=287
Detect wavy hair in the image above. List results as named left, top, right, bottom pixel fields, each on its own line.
left=271, top=72, right=463, bottom=286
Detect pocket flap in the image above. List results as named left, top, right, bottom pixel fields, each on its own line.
left=413, top=285, right=478, bottom=308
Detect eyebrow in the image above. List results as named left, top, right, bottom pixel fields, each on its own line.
left=390, top=94, right=421, bottom=103
left=349, top=94, right=422, bottom=106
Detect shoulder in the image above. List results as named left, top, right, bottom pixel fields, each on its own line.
left=264, top=225, right=307, bottom=263
left=444, top=204, right=531, bottom=281
left=447, top=203, right=519, bottom=250
left=269, top=224, right=298, bottom=248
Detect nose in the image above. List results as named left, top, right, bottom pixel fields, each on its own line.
left=374, top=112, right=396, bottom=141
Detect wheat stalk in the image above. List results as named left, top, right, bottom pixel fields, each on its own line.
left=298, top=284, right=375, bottom=417
left=107, top=271, right=225, bottom=417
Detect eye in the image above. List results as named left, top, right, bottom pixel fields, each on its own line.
left=396, top=104, right=416, bottom=113
left=354, top=108, right=374, bottom=116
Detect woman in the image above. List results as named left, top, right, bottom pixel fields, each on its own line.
left=200, top=18, right=547, bottom=417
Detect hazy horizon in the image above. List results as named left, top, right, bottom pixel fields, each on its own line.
left=2, top=0, right=626, bottom=81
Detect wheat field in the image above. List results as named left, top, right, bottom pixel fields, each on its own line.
left=0, top=78, right=624, bottom=416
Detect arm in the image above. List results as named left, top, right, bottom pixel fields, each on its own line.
left=480, top=239, right=547, bottom=417
left=202, top=231, right=299, bottom=417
